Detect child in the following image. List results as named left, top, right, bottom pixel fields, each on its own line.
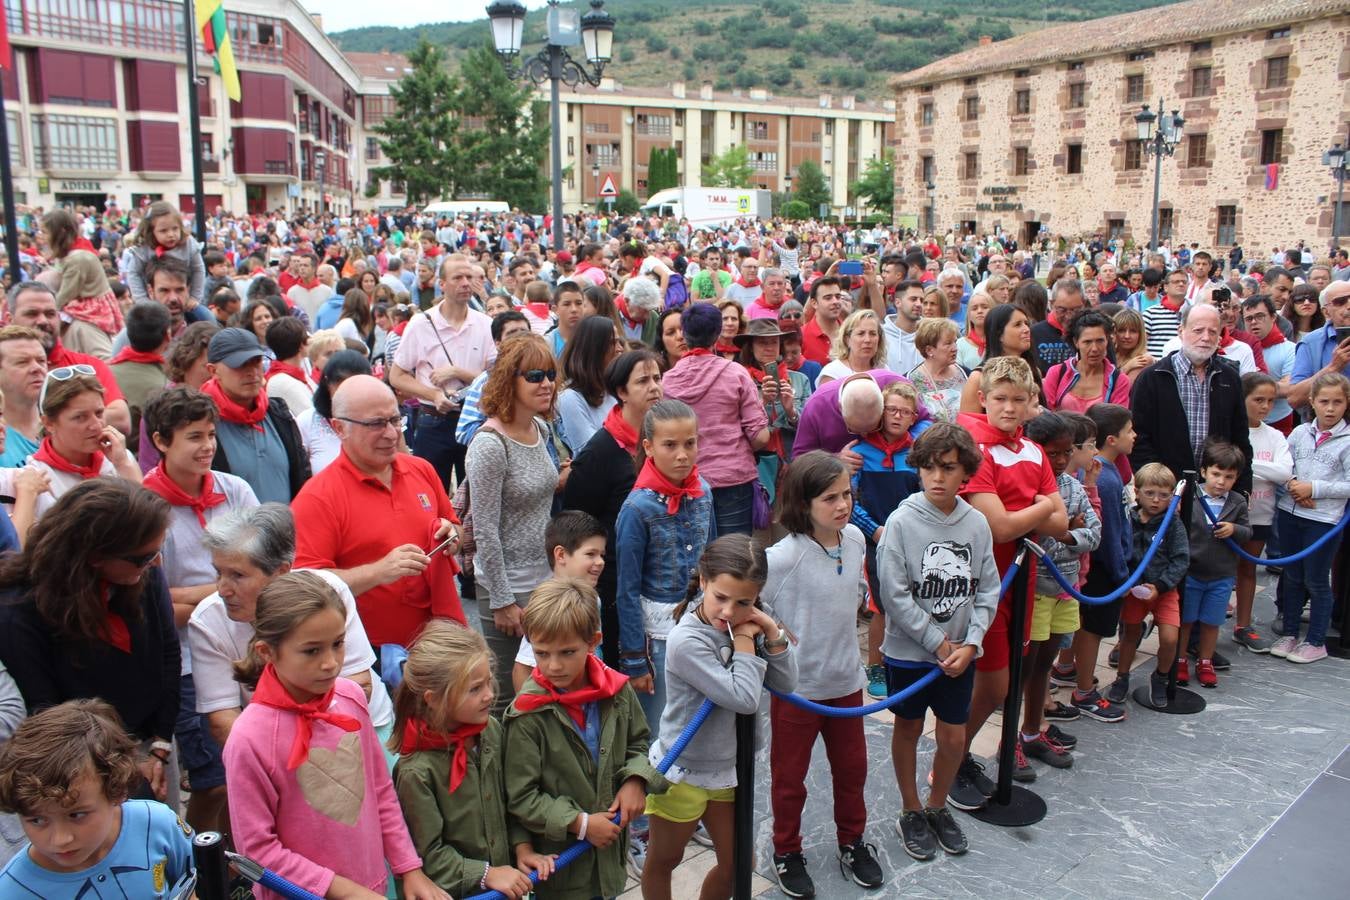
left=203, top=250, right=233, bottom=299
left=1070, top=403, right=1134, bottom=722
left=764, top=452, right=883, bottom=897
left=1236, top=373, right=1292, bottom=651
left=952, top=355, right=1068, bottom=808
left=223, top=571, right=446, bottom=900
left=393, top=622, right=554, bottom=900
left=642, top=536, right=796, bottom=900
left=1020, top=412, right=1099, bottom=774
left=0, top=699, right=193, bottom=896
left=124, top=201, right=207, bottom=305
left=1271, top=372, right=1350, bottom=664
left=877, top=424, right=999, bottom=862
left=1109, top=463, right=1189, bottom=708
left=512, top=510, right=609, bottom=690
left=852, top=381, right=923, bottom=700
left=1181, top=440, right=1251, bottom=687
left=504, top=578, right=663, bottom=900
left=522, top=280, right=556, bottom=335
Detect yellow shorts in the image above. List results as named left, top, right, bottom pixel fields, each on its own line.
left=1030, top=594, right=1080, bottom=642
left=644, top=781, right=736, bottom=824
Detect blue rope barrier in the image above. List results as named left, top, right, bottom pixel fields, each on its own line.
left=225, top=852, right=323, bottom=900
left=1197, top=495, right=1350, bottom=566
left=1029, top=483, right=1185, bottom=606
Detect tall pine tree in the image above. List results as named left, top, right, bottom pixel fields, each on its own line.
left=793, top=160, right=831, bottom=214
left=452, top=43, right=549, bottom=212
left=368, top=40, right=460, bottom=204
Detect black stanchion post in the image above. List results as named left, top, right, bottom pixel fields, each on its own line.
left=733, top=712, right=755, bottom=900
left=192, top=831, right=229, bottom=900
left=971, top=547, right=1046, bottom=827
left=1327, top=536, right=1350, bottom=659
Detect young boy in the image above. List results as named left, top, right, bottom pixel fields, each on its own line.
left=1110, top=463, right=1190, bottom=708
left=878, top=423, right=1000, bottom=860
left=1181, top=441, right=1251, bottom=688
left=0, top=699, right=194, bottom=896
left=512, top=510, right=609, bottom=690
left=952, top=356, right=1068, bottom=809
left=505, top=578, right=664, bottom=900
left=1071, top=403, right=1135, bottom=722
left=548, top=280, right=588, bottom=359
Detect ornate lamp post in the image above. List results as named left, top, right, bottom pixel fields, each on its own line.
left=1134, top=99, right=1185, bottom=252
left=1326, top=140, right=1348, bottom=248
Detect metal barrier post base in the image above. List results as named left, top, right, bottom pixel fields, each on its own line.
left=1131, top=685, right=1206, bottom=714
left=1325, top=639, right=1350, bottom=660
left=968, top=785, right=1048, bottom=827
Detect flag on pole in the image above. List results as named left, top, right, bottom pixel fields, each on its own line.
left=0, top=0, right=12, bottom=70
left=196, top=0, right=240, bottom=102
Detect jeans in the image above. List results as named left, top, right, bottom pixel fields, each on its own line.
left=637, top=636, right=669, bottom=740
left=482, top=591, right=530, bottom=716
left=411, top=410, right=465, bottom=490
left=1276, top=508, right=1341, bottom=646
left=711, top=480, right=755, bottom=537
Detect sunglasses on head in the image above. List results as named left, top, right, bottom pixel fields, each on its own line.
left=38, top=364, right=97, bottom=410
left=517, top=368, right=557, bottom=384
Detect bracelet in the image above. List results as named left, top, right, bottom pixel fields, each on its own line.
left=149, top=748, right=170, bottom=764
left=479, top=861, right=489, bottom=891
left=578, top=811, right=590, bottom=841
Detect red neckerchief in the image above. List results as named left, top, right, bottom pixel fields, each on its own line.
left=99, top=581, right=131, bottom=654
left=862, top=430, right=913, bottom=469
left=633, top=456, right=704, bottom=515
left=393, top=321, right=409, bottom=336
left=524, top=302, right=552, bottom=321
left=1046, top=312, right=1065, bottom=333
left=291, top=277, right=321, bottom=291
left=1219, top=328, right=1235, bottom=349
left=714, top=341, right=740, bottom=357
left=616, top=296, right=641, bottom=330
left=1097, top=278, right=1118, bottom=297
left=575, top=259, right=601, bottom=276
left=1161, top=295, right=1184, bottom=312
left=109, top=348, right=165, bottom=367
left=684, top=347, right=713, bottom=358
left=33, top=437, right=104, bottom=480
left=265, top=360, right=311, bottom=387
left=154, top=244, right=169, bottom=258
left=967, top=327, right=987, bottom=353
left=200, top=378, right=268, bottom=432
left=250, top=664, right=361, bottom=770
left=602, top=404, right=639, bottom=456
left=142, top=464, right=227, bottom=528
left=1259, top=327, right=1287, bottom=347
left=398, top=718, right=486, bottom=793
left=514, top=655, right=629, bottom=730
left=734, top=276, right=760, bottom=288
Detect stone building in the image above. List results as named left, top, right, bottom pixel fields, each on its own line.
left=890, top=0, right=1350, bottom=251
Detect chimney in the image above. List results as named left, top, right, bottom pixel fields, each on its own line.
left=749, top=88, right=767, bottom=101
left=819, top=93, right=833, bottom=109
left=672, top=81, right=685, bottom=99
left=598, top=77, right=616, bottom=92
left=842, top=95, right=855, bottom=109
left=700, top=82, right=714, bottom=100
left=979, top=35, right=993, bottom=46
left=311, top=13, right=323, bottom=30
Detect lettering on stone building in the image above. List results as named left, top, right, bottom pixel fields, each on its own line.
left=976, top=185, right=1023, bottom=212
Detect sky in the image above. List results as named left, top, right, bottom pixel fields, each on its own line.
left=308, top=0, right=553, bottom=35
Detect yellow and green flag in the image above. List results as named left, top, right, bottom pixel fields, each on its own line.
left=196, top=0, right=240, bottom=102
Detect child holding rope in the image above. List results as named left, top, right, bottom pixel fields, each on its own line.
left=764, top=451, right=883, bottom=897
left=641, top=536, right=796, bottom=900
left=1236, top=372, right=1291, bottom=652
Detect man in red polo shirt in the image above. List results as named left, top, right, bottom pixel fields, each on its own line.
left=7, top=281, right=131, bottom=435
left=800, top=275, right=848, bottom=365
left=291, top=374, right=463, bottom=650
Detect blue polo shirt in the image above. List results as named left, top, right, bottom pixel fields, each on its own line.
left=0, top=428, right=38, bottom=468
left=1290, top=323, right=1350, bottom=385
left=0, top=799, right=194, bottom=898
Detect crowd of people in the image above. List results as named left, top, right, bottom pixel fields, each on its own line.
left=0, top=198, right=1345, bottom=900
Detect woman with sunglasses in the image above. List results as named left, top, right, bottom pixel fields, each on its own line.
left=28, top=369, right=142, bottom=518
left=464, top=333, right=563, bottom=710
left=0, top=479, right=179, bottom=803
left=1284, top=283, right=1326, bottom=343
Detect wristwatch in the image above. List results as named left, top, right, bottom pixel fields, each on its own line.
left=763, top=631, right=790, bottom=653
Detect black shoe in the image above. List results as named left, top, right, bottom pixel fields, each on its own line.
left=1108, top=645, right=1121, bottom=667
left=774, top=851, right=815, bottom=898
left=960, top=753, right=996, bottom=796
left=1150, top=670, right=1169, bottom=708
left=925, top=806, right=969, bottom=855
left=1211, top=648, right=1231, bottom=670
left=946, top=760, right=989, bottom=811
left=1044, top=701, right=1081, bottom=721
left=895, top=810, right=937, bottom=860
left=838, top=839, right=884, bottom=888
left=1044, top=724, right=1077, bottom=750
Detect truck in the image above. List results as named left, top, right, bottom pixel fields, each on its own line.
left=640, top=187, right=772, bottom=228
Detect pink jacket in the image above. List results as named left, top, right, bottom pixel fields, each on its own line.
left=1043, top=358, right=1132, bottom=413
left=223, top=679, right=420, bottom=898
left=661, top=353, right=769, bottom=488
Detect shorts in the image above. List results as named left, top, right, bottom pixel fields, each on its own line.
left=176, top=675, right=225, bottom=791
left=1251, top=523, right=1272, bottom=542
left=1030, top=594, right=1080, bottom=642
left=1079, top=567, right=1124, bottom=638
left=975, top=592, right=1033, bottom=672
left=645, top=781, right=736, bottom=824
left=1183, top=576, right=1235, bottom=626
left=884, top=660, right=975, bottom=725
left=1121, top=588, right=1181, bottom=628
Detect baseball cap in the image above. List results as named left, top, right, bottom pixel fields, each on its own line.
left=208, top=327, right=266, bottom=368
left=556, top=250, right=574, bottom=263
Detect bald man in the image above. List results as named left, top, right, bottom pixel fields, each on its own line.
left=291, top=375, right=465, bottom=651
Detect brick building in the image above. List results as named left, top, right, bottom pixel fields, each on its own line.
left=890, top=0, right=1350, bottom=250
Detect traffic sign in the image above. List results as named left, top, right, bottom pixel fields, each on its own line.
left=599, top=174, right=618, bottom=198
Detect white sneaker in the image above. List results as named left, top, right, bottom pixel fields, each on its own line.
left=626, top=834, right=647, bottom=880
left=1287, top=642, right=1328, bottom=664
left=1269, top=635, right=1298, bottom=658
left=691, top=822, right=714, bottom=847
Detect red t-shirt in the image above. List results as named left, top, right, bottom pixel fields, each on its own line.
left=48, top=342, right=126, bottom=404
left=957, top=412, right=1057, bottom=576
left=801, top=317, right=834, bottom=365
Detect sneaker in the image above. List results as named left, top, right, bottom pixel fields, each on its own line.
left=1073, top=689, right=1126, bottom=723
left=1149, top=670, right=1169, bottom=708
left=1010, top=739, right=1036, bottom=783
left=838, top=839, right=883, bottom=889
left=1211, top=648, right=1232, bottom=670
left=924, top=806, right=969, bottom=855
left=866, top=664, right=887, bottom=700
left=895, top=810, right=937, bottom=861
left=1175, top=657, right=1190, bottom=685
left=691, top=822, right=714, bottom=847
left=1269, top=635, right=1299, bottom=658
left=1044, top=724, right=1078, bottom=749
left=1044, top=700, right=1081, bottom=721
left=773, top=852, right=815, bottom=898
left=627, top=833, right=648, bottom=881
left=1108, top=645, right=1120, bottom=667
left=960, top=754, right=996, bottom=797
left=946, top=756, right=991, bottom=811
left=1049, top=663, right=1078, bottom=687
left=1023, top=732, right=1074, bottom=768
left=1196, top=659, right=1218, bottom=688
left=1288, top=642, right=1328, bottom=664
left=1233, top=625, right=1272, bottom=653
left=1105, top=675, right=1130, bottom=705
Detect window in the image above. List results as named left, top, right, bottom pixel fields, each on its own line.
left=31, top=114, right=119, bottom=170
left=1266, top=56, right=1290, bottom=88
left=1067, top=61, right=1084, bottom=71
left=1187, top=133, right=1208, bottom=168
left=921, top=155, right=934, bottom=184
left=1107, top=218, right=1125, bottom=241
left=920, top=102, right=933, bottom=125
left=1015, top=89, right=1030, bottom=115
left=638, top=113, right=673, bottom=137
left=745, top=119, right=769, bottom=141
left=964, top=95, right=978, bottom=121
left=1217, top=205, right=1237, bottom=245
left=1192, top=40, right=1212, bottom=52
left=1191, top=66, right=1212, bottom=96
left=1127, top=50, right=1154, bottom=61
left=964, top=76, right=979, bottom=86
left=1068, top=82, right=1086, bottom=108
left=1126, top=74, right=1144, bottom=104
left=588, top=142, right=620, bottom=167
left=1014, top=68, right=1032, bottom=78
left=1260, top=128, right=1283, bottom=165
left=1158, top=208, right=1174, bottom=243
left=6, top=112, right=21, bottom=168
left=675, top=111, right=683, bottom=126
left=1013, top=146, right=1029, bottom=176
left=567, top=136, right=574, bottom=156
left=1066, top=143, right=1083, bottom=174
left=1124, top=139, right=1144, bottom=170
left=1268, top=28, right=1290, bottom=40
left=963, top=151, right=978, bottom=180
left=365, top=137, right=379, bottom=161
left=750, top=151, right=777, bottom=172
left=825, top=121, right=833, bottom=136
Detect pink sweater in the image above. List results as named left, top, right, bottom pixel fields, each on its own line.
left=223, top=678, right=420, bottom=897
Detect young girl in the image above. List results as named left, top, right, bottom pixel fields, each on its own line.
left=124, top=201, right=207, bottom=305
left=641, top=536, right=796, bottom=900
left=763, top=453, right=883, bottom=897
left=1236, top=373, right=1292, bottom=653
left=223, top=571, right=447, bottom=900
left=391, top=622, right=553, bottom=900
left=1271, top=372, right=1350, bottom=664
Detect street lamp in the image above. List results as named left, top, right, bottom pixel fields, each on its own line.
left=926, top=180, right=936, bottom=235
left=1134, top=99, right=1184, bottom=251
left=591, top=161, right=600, bottom=207
left=314, top=150, right=326, bottom=215
left=487, top=0, right=615, bottom=251
left=1326, top=139, right=1348, bottom=249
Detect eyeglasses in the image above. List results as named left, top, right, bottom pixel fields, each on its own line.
left=335, top=415, right=405, bottom=432
left=38, top=364, right=97, bottom=409
left=116, top=548, right=162, bottom=568
left=1328, top=297, right=1350, bottom=308
left=518, top=369, right=557, bottom=384
left=1296, top=297, right=1319, bottom=305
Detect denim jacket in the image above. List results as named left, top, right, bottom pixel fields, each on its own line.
left=614, top=480, right=716, bottom=674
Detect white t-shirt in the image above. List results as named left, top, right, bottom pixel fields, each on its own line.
left=334, top=317, right=365, bottom=346
left=818, top=359, right=866, bottom=383
left=24, top=456, right=120, bottom=519
left=1160, top=335, right=1257, bottom=375
left=295, top=407, right=343, bottom=474
left=265, top=372, right=314, bottom=414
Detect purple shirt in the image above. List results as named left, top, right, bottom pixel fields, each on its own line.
left=792, top=370, right=930, bottom=456
left=661, top=353, right=769, bottom=489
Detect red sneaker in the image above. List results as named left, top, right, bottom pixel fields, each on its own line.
left=1196, top=659, right=1217, bottom=688
left=1175, top=657, right=1190, bottom=685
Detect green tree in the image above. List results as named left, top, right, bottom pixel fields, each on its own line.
left=850, top=149, right=894, bottom=214
left=782, top=199, right=811, bottom=220
left=451, top=43, right=549, bottom=211
left=647, top=147, right=678, bottom=194
left=614, top=189, right=641, bottom=216
left=793, top=159, right=831, bottom=213
left=368, top=40, right=460, bottom=204
left=702, top=145, right=753, bottom=188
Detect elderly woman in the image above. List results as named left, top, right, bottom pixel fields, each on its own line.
left=818, top=308, right=887, bottom=385
left=907, top=318, right=967, bottom=423
left=617, top=275, right=663, bottom=344
left=1043, top=310, right=1132, bottom=412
